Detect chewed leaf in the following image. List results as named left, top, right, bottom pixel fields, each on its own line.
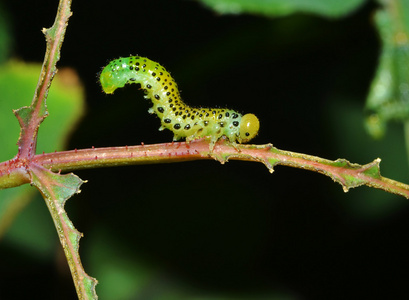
left=29, top=164, right=84, bottom=205
left=14, top=105, right=48, bottom=154
left=229, top=144, right=409, bottom=198
left=332, top=158, right=381, bottom=192
left=29, top=164, right=97, bottom=299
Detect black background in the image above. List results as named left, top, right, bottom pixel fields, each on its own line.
left=2, top=0, right=409, bottom=299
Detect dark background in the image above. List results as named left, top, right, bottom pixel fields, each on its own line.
left=2, top=0, right=409, bottom=299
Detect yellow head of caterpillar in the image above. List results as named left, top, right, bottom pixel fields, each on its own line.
left=238, top=113, right=260, bottom=143
left=100, top=67, right=118, bottom=94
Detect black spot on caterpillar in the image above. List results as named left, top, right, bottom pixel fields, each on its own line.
left=100, top=56, right=260, bottom=148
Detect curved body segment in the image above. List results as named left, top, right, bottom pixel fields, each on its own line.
left=100, top=56, right=260, bottom=146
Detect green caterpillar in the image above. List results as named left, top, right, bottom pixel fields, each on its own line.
left=100, top=56, right=260, bottom=147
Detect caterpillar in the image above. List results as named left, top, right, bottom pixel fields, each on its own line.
left=99, top=56, right=260, bottom=148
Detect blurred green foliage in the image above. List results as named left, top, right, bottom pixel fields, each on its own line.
left=0, top=61, right=84, bottom=257
left=365, top=1, right=409, bottom=139
left=0, top=6, right=84, bottom=259
left=198, top=0, right=367, bottom=17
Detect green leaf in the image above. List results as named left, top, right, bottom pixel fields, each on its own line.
left=30, top=164, right=84, bottom=206
left=0, top=60, right=85, bottom=239
left=29, top=164, right=97, bottom=299
left=198, top=0, right=366, bottom=18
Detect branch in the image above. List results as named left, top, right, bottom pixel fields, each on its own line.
left=2, top=138, right=408, bottom=198
left=4, top=0, right=98, bottom=298
left=13, top=0, right=72, bottom=160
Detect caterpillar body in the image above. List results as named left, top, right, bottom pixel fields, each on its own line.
left=100, top=56, right=260, bottom=147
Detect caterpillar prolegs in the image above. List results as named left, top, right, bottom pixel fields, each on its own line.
left=100, top=56, right=260, bottom=148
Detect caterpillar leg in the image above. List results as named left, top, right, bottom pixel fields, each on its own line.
left=210, top=136, right=241, bottom=152
left=186, top=134, right=222, bottom=152
left=184, top=127, right=215, bottom=150
left=227, top=134, right=241, bottom=152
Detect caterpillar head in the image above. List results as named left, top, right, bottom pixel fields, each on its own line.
left=100, top=67, right=116, bottom=94
left=100, top=63, right=128, bottom=94
left=238, top=113, right=260, bottom=143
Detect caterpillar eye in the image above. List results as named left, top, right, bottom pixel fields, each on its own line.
left=239, top=114, right=260, bottom=143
